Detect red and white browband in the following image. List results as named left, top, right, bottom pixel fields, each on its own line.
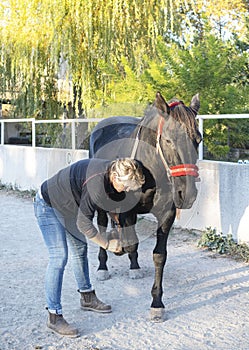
left=170, top=164, right=199, bottom=177
left=168, top=101, right=183, bottom=108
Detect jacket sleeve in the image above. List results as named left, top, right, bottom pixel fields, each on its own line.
left=76, top=187, right=98, bottom=239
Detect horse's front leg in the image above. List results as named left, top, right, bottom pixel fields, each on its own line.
left=119, top=212, right=143, bottom=279
left=128, top=249, right=142, bottom=278
left=96, top=209, right=110, bottom=281
left=150, top=208, right=176, bottom=322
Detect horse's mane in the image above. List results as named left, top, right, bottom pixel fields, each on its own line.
left=168, top=98, right=198, bottom=141
left=140, top=98, right=199, bottom=141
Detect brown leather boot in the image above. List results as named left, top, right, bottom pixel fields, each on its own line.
left=47, top=311, right=79, bottom=338
left=78, top=290, right=112, bottom=313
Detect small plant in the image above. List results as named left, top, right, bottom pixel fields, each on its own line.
left=0, top=183, right=35, bottom=198
left=198, top=227, right=249, bottom=263
left=198, top=227, right=233, bottom=254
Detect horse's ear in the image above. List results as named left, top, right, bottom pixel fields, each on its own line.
left=190, top=93, right=200, bottom=115
left=154, top=91, right=170, bottom=116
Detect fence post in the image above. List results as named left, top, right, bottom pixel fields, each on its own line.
left=198, top=117, right=203, bottom=160
left=32, top=119, right=36, bottom=147
left=0, top=121, right=4, bottom=145
left=71, top=120, right=76, bottom=150
left=0, top=102, right=2, bottom=145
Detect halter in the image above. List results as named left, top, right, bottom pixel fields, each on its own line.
left=156, top=100, right=199, bottom=178
left=131, top=101, right=199, bottom=179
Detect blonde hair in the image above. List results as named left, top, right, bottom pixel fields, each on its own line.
left=109, top=158, right=145, bottom=191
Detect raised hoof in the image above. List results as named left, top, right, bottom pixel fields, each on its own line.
left=96, top=270, right=110, bottom=281
left=129, top=269, right=143, bottom=279
left=150, top=308, right=165, bottom=322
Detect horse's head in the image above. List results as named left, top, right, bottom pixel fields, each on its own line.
left=152, top=92, right=202, bottom=209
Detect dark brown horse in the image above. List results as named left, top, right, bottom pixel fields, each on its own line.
left=89, top=92, right=202, bottom=321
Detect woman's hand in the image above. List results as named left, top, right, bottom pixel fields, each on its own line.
left=107, top=239, right=122, bottom=253
left=90, top=232, right=122, bottom=253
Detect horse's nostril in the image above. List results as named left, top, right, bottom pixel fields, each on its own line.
left=178, top=191, right=184, bottom=201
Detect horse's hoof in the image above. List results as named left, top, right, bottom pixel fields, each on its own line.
left=150, top=308, right=165, bottom=322
left=96, top=270, right=110, bottom=281
left=129, top=269, right=143, bottom=279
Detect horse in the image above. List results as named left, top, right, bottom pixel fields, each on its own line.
left=89, top=92, right=202, bottom=321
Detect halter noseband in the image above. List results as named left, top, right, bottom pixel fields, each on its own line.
left=156, top=101, right=199, bottom=178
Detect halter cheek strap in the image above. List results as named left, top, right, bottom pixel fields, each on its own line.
left=156, top=116, right=165, bottom=154
left=156, top=100, right=182, bottom=155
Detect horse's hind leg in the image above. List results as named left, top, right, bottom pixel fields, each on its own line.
left=96, top=210, right=110, bottom=280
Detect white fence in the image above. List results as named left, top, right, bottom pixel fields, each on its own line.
left=0, top=117, right=103, bottom=148
left=1, top=114, right=249, bottom=159
left=0, top=115, right=249, bottom=244
left=197, top=114, right=249, bottom=160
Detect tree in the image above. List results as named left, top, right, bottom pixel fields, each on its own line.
left=0, top=0, right=248, bottom=121
left=0, top=0, right=184, bottom=115
left=143, top=33, right=249, bottom=159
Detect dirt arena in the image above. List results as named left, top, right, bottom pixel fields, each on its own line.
left=0, top=189, right=249, bottom=350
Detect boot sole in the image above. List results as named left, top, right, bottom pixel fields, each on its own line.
left=81, top=306, right=112, bottom=313
left=47, top=326, right=80, bottom=338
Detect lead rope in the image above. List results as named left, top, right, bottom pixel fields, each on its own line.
left=130, top=125, right=142, bottom=159
left=130, top=116, right=181, bottom=220
left=156, top=140, right=172, bottom=178
left=111, top=126, right=142, bottom=247
left=112, top=125, right=141, bottom=240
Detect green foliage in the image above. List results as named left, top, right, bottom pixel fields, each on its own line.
left=198, top=227, right=249, bottom=262
left=198, top=227, right=235, bottom=254
left=143, top=34, right=249, bottom=160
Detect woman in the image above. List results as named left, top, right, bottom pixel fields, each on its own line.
left=34, top=157, right=145, bottom=337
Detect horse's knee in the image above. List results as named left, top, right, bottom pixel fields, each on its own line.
left=153, top=252, right=166, bottom=266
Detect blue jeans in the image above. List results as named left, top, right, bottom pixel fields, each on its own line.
left=34, top=192, right=92, bottom=314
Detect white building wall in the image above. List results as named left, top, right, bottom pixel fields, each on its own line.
left=0, top=145, right=88, bottom=190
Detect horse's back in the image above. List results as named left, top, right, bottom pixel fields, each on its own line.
left=90, top=116, right=139, bottom=158
left=92, top=116, right=139, bottom=131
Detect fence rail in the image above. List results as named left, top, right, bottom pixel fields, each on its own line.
left=0, top=117, right=103, bottom=149
left=196, top=114, right=249, bottom=160
left=1, top=114, right=249, bottom=159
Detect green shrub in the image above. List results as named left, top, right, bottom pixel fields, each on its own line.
left=198, top=227, right=249, bottom=263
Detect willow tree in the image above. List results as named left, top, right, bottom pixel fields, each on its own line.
left=0, top=0, right=172, bottom=115
left=0, top=0, right=248, bottom=117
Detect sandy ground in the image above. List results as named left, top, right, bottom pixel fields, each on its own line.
left=0, top=188, right=249, bottom=350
